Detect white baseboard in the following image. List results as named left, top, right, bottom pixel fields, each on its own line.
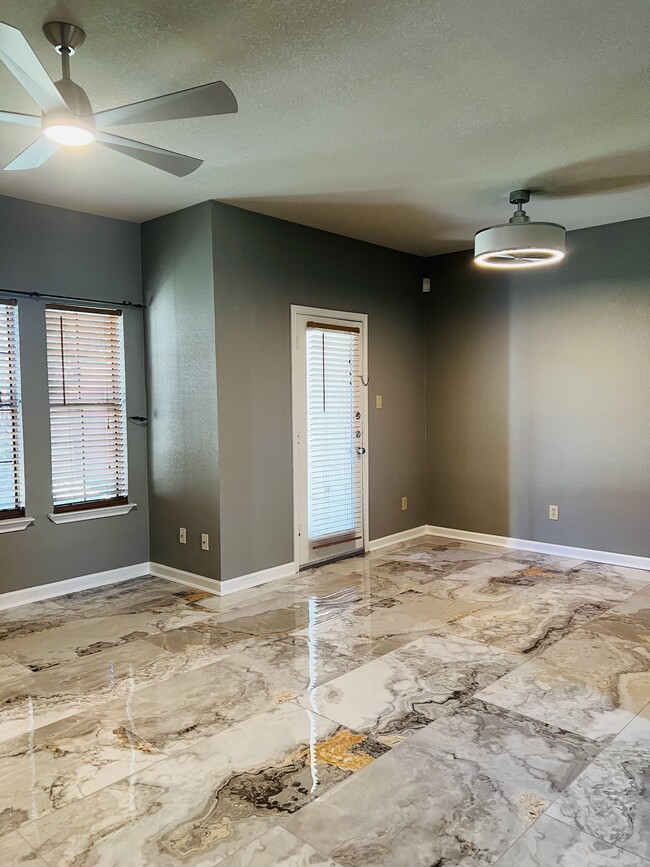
left=149, top=560, right=296, bottom=597
left=367, top=525, right=428, bottom=552
left=0, top=562, right=150, bottom=610
left=0, top=557, right=295, bottom=610
left=216, top=562, right=296, bottom=596
left=5, top=523, right=643, bottom=612
left=148, top=562, right=221, bottom=594
left=425, top=525, right=650, bottom=572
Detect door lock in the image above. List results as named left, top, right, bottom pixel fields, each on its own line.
left=356, top=446, right=366, bottom=455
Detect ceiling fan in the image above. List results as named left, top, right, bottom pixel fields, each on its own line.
left=0, top=20, right=238, bottom=176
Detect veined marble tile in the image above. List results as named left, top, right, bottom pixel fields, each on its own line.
left=298, top=633, right=520, bottom=744
left=0, top=653, right=30, bottom=686
left=144, top=620, right=257, bottom=664
left=440, top=583, right=614, bottom=655
left=0, top=604, right=213, bottom=672
left=202, top=581, right=378, bottom=639
left=588, top=584, right=650, bottom=647
left=503, top=552, right=650, bottom=591
left=55, top=575, right=177, bottom=613
left=0, top=831, right=47, bottom=866
left=100, top=636, right=357, bottom=753
left=0, top=640, right=196, bottom=743
left=20, top=703, right=388, bottom=866
left=375, top=545, right=498, bottom=583
left=568, top=561, right=650, bottom=590
left=612, top=583, right=650, bottom=617
left=295, top=589, right=489, bottom=664
left=496, top=814, right=650, bottom=866
left=218, top=827, right=342, bottom=866
left=0, top=600, right=69, bottom=643
left=0, top=711, right=164, bottom=835
left=502, top=550, right=588, bottom=571
left=477, top=627, right=650, bottom=739
left=286, top=699, right=598, bottom=867
left=547, top=704, right=650, bottom=860
left=290, top=563, right=420, bottom=603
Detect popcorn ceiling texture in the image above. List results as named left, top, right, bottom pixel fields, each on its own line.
left=0, top=0, right=648, bottom=253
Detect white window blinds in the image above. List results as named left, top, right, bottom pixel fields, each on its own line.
left=306, top=322, right=364, bottom=548
left=0, top=301, right=25, bottom=518
left=46, top=305, right=128, bottom=512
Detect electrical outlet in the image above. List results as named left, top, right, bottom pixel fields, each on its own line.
left=401, top=496, right=408, bottom=511
left=375, top=394, right=383, bottom=409
left=179, top=527, right=186, bottom=544
left=201, top=533, right=210, bottom=551
left=549, top=505, right=559, bottom=521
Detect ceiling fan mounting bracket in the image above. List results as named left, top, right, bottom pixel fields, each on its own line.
left=42, top=22, right=86, bottom=56
left=509, top=189, right=530, bottom=206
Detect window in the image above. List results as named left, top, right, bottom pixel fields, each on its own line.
left=0, top=301, right=25, bottom=518
left=46, top=305, right=127, bottom=512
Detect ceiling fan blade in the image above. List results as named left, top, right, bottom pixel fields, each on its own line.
left=0, top=22, right=68, bottom=113
left=95, top=131, right=202, bottom=176
left=4, top=136, right=60, bottom=171
left=0, top=110, right=41, bottom=126
left=92, top=80, right=238, bottom=129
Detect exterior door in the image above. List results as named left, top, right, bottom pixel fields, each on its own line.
left=292, top=307, right=368, bottom=569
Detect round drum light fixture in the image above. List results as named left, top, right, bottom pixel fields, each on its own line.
left=474, top=190, right=565, bottom=268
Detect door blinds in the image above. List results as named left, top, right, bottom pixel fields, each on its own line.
left=305, top=321, right=363, bottom=549
left=45, top=305, right=128, bottom=512
left=0, top=300, right=25, bottom=518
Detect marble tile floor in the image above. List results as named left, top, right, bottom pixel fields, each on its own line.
left=0, top=536, right=649, bottom=865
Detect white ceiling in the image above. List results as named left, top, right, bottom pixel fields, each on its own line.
left=0, top=0, right=649, bottom=255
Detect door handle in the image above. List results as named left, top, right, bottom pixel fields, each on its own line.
left=356, top=446, right=366, bottom=455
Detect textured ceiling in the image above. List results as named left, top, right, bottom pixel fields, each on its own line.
left=0, top=0, right=649, bottom=255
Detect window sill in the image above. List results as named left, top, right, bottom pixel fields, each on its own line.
left=0, top=516, right=35, bottom=534
left=48, top=503, right=137, bottom=525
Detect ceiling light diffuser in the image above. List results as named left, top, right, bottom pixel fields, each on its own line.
left=474, top=190, right=565, bottom=268
left=42, top=121, right=95, bottom=146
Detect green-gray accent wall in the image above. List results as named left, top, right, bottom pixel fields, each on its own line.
left=425, top=216, right=650, bottom=557
left=0, top=195, right=149, bottom=594
left=141, top=202, right=221, bottom=579
left=142, top=201, right=426, bottom=582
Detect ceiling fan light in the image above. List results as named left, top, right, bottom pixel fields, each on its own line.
left=42, top=118, right=95, bottom=146
left=474, top=221, right=565, bottom=269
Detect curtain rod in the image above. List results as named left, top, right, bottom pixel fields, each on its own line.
left=0, top=288, right=146, bottom=310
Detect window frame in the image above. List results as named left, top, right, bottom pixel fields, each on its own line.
left=45, top=303, right=129, bottom=514
left=0, top=299, right=26, bottom=521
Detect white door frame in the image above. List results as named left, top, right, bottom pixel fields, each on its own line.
left=291, top=304, right=369, bottom=571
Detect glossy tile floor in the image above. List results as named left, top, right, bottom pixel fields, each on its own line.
left=1, top=536, right=649, bottom=866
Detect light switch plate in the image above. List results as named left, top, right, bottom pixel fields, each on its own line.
left=376, top=395, right=383, bottom=409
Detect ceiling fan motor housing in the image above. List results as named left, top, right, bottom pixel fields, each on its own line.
left=474, top=221, right=566, bottom=266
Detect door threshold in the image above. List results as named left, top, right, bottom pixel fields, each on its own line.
left=299, top=549, right=366, bottom=571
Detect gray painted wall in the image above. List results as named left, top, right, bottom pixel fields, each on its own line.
left=0, top=195, right=149, bottom=594
left=425, top=216, right=650, bottom=557
left=211, top=202, right=426, bottom=581
left=141, top=203, right=220, bottom=579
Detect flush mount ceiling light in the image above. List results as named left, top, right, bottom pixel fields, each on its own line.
left=0, top=20, right=238, bottom=175
left=474, top=190, right=566, bottom=268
